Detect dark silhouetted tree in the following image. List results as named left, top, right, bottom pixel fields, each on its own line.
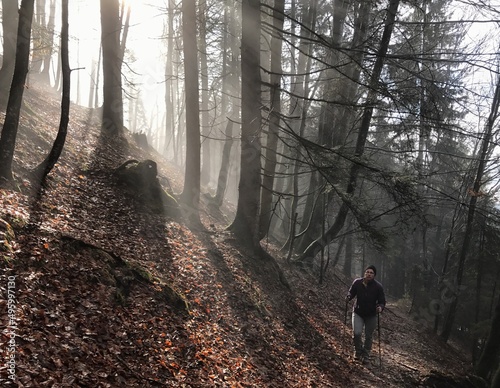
left=33, top=0, right=70, bottom=180
left=0, top=0, right=35, bottom=181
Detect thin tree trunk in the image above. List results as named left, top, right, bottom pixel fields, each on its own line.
left=343, top=219, right=353, bottom=277
left=88, top=59, right=97, bottom=108
left=214, top=119, right=234, bottom=206
left=259, top=0, right=285, bottom=239
left=285, top=0, right=317, bottom=253
left=298, top=0, right=401, bottom=262
left=199, top=0, right=211, bottom=187
left=163, top=0, right=176, bottom=157
left=31, top=0, right=46, bottom=74
left=332, top=0, right=371, bottom=148
left=0, top=0, right=35, bottom=181
left=39, top=0, right=56, bottom=85
left=441, top=72, right=500, bottom=342
left=33, top=0, right=70, bottom=180
left=214, top=0, right=239, bottom=207
left=94, top=47, right=101, bottom=108
left=119, top=3, right=131, bottom=63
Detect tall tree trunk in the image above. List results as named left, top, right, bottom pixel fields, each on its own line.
left=228, top=0, right=262, bottom=251
left=38, top=0, right=56, bottom=85
left=199, top=0, right=211, bottom=187
left=298, top=0, right=401, bottom=262
left=317, top=0, right=348, bottom=148
left=100, top=0, right=123, bottom=137
left=214, top=119, right=234, bottom=207
left=440, top=73, right=500, bottom=342
left=31, top=0, right=46, bottom=74
left=33, top=0, right=70, bottom=180
left=180, top=0, right=201, bottom=223
left=284, top=0, right=316, bottom=252
left=214, top=0, right=239, bottom=207
left=0, top=0, right=35, bottom=181
left=119, top=2, right=131, bottom=63
left=259, top=0, right=285, bottom=239
left=332, top=0, right=371, bottom=148
left=0, top=0, right=19, bottom=107
left=163, top=0, right=176, bottom=158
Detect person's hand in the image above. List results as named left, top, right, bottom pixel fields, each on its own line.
left=345, top=296, right=350, bottom=303
left=376, top=306, right=383, bottom=314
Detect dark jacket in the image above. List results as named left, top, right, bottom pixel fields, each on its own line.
left=347, top=277, right=386, bottom=318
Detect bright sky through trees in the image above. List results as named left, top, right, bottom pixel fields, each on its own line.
left=25, top=1, right=500, bottom=141
left=67, top=1, right=165, bottom=120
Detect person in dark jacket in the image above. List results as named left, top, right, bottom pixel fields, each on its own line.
left=346, top=265, right=386, bottom=364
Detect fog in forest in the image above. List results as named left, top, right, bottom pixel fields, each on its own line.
left=3, top=2, right=500, bottom=373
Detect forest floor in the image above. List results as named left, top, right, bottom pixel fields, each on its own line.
left=0, top=80, right=487, bottom=387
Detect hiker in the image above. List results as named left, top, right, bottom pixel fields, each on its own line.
left=346, top=265, right=386, bottom=364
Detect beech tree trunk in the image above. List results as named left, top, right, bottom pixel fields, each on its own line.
left=100, top=0, right=124, bottom=137
left=180, top=0, right=201, bottom=223
left=228, top=0, right=262, bottom=250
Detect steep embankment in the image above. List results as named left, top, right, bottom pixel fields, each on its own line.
left=0, top=81, right=481, bottom=387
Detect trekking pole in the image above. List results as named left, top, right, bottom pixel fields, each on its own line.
left=344, top=299, right=348, bottom=327
left=378, top=312, right=382, bottom=368
left=343, top=299, right=347, bottom=336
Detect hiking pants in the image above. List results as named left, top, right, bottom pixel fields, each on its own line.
left=352, top=312, right=377, bottom=357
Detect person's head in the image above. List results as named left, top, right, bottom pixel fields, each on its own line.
left=364, top=265, right=376, bottom=281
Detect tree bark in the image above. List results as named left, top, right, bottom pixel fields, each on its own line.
left=284, top=0, right=316, bottom=253
left=163, top=0, right=176, bottom=158
left=199, top=0, right=211, bottom=187
left=180, top=0, right=201, bottom=223
left=100, top=0, right=124, bottom=137
left=259, top=0, right=285, bottom=239
left=214, top=0, right=239, bottom=207
left=0, top=0, right=19, bottom=107
left=33, top=0, right=70, bottom=180
left=0, top=0, right=35, bottom=181
left=228, top=0, right=262, bottom=250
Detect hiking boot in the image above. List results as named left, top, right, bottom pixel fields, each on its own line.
left=362, top=355, right=370, bottom=365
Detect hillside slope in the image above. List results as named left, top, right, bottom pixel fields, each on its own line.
left=0, top=81, right=483, bottom=387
